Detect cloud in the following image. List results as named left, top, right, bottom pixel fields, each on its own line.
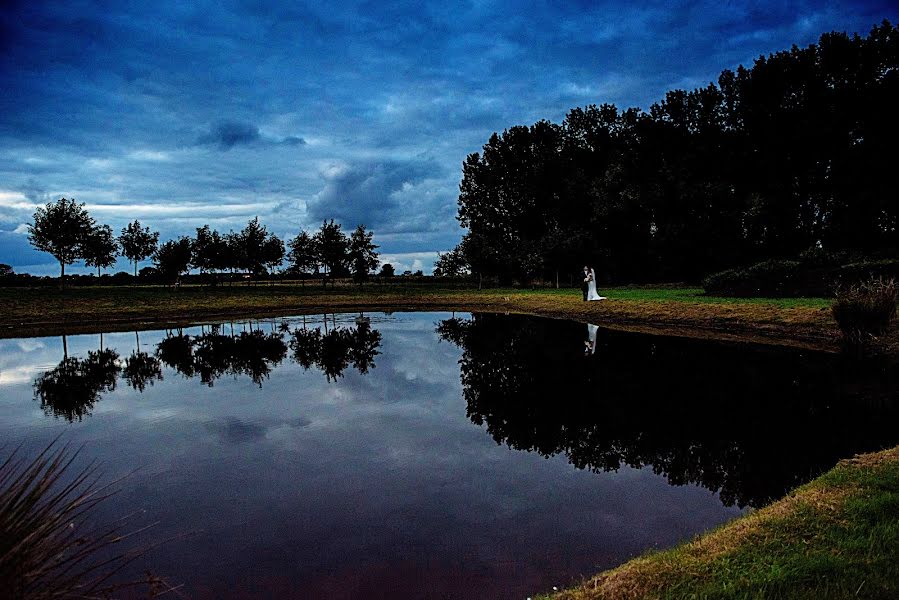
left=196, top=121, right=307, bottom=151
left=305, top=157, right=454, bottom=235
left=197, top=121, right=261, bottom=150
left=0, top=0, right=892, bottom=272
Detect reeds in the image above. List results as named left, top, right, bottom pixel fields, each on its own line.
left=0, top=439, right=168, bottom=599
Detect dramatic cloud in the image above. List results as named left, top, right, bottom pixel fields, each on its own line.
left=0, top=0, right=894, bottom=272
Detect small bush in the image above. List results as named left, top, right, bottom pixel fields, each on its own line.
left=832, top=277, right=898, bottom=351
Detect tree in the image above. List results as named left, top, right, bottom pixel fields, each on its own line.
left=313, top=219, right=349, bottom=282
left=0, top=264, right=14, bottom=279
left=261, top=234, right=285, bottom=282
left=433, top=248, right=468, bottom=278
left=378, top=263, right=395, bottom=277
left=153, top=237, right=192, bottom=284
left=119, top=220, right=159, bottom=277
left=82, top=224, right=118, bottom=277
left=348, top=224, right=379, bottom=283
left=28, top=198, right=95, bottom=285
left=238, top=217, right=270, bottom=278
left=287, top=230, right=320, bottom=275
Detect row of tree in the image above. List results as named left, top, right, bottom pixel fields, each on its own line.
left=442, top=21, right=899, bottom=284
left=27, top=198, right=383, bottom=284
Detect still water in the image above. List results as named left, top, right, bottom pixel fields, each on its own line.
left=1, top=312, right=897, bottom=599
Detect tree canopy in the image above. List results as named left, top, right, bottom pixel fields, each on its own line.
left=449, top=21, right=899, bottom=284
left=28, top=198, right=96, bottom=282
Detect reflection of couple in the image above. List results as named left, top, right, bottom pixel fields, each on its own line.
left=585, top=323, right=598, bottom=355
left=582, top=266, right=606, bottom=301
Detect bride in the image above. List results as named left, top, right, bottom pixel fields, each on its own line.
left=584, top=266, right=606, bottom=301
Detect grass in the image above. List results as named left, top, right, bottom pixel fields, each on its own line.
left=0, top=440, right=170, bottom=599
left=539, top=446, right=899, bottom=600
left=0, top=283, right=842, bottom=350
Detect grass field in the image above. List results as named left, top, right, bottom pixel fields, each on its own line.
left=0, top=283, right=838, bottom=349
left=541, top=446, right=899, bottom=600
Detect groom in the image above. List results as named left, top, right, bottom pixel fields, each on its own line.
left=580, top=267, right=588, bottom=301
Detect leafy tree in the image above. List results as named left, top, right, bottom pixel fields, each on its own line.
left=82, top=224, right=118, bottom=277
left=261, top=234, right=285, bottom=281
left=313, top=219, right=349, bottom=281
left=119, top=220, right=159, bottom=277
left=433, top=248, right=468, bottom=278
left=378, top=263, right=395, bottom=277
left=28, top=198, right=95, bottom=285
left=153, top=237, right=192, bottom=284
left=348, top=224, right=379, bottom=283
left=238, top=217, right=271, bottom=277
left=192, top=225, right=226, bottom=278
left=287, top=230, right=320, bottom=274
left=0, top=264, right=14, bottom=279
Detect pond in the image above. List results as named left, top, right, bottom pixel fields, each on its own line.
left=1, top=312, right=897, bottom=599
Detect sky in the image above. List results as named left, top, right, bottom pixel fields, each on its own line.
left=0, top=1, right=895, bottom=275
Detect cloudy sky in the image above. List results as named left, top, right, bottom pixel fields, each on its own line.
left=1, top=1, right=894, bottom=274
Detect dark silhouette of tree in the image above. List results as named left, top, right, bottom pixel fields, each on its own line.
left=27, top=198, right=95, bottom=286
left=378, top=263, right=395, bottom=277
left=433, top=248, right=468, bottom=278
left=347, top=322, right=382, bottom=373
left=155, top=328, right=287, bottom=387
left=153, top=237, right=192, bottom=284
left=238, top=217, right=277, bottom=279
left=82, top=224, right=119, bottom=277
left=314, top=220, right=349, bottom=282
left=436, top=313, right=899, bottom=508
left=122, top=351, right=163, bottom=392
left=119, top=220, right=159, bottom=277
left=288, top=320, right=382, bottom=381
left=452, top=21, right=899, bottom=284
left=156, top=334, right=195, bottom=377
left=192, top=225, right=227, bottom=281
left=261, top=234, right=285, bottom=282
left=348, top=224, right=379, bottom=284
left=0, top=263, right=14, bottom=280
left=287, top=230, right=320, bottom=275
left=33, top=348, right=120, bottom=422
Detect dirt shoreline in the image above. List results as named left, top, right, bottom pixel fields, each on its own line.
left=0, top=286, right=839, bottom=351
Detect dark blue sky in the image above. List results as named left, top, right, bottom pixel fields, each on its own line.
left=1, top=1, right=895, bottom=274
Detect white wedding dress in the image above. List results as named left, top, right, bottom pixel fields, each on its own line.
left=586, top=269, right=606, bottom=301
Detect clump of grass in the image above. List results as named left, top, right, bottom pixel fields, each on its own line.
left=831, top=277, right=897, bottom=352
left=0, top=440, right=167, bottom=599
left=542, top=446, right=899, bottom=600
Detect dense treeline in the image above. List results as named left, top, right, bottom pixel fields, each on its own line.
left=23, top=198, right=385, bottom=286
left=448, top=21, right=899, bottom=284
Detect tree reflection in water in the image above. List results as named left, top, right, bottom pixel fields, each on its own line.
left=32, top=318, right=384, bottom=420
left=33, top=346, right=120, bottom=422
left=436, top=314, right=899, bottom=508
left=289, top=319, right=382, bottom=382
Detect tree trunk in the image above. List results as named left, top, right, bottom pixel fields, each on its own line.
left=134, top=260, right=138, bottom=278
left=59, top=261, right=65, bottom=290
left=555, top=269, right=559, bottom=289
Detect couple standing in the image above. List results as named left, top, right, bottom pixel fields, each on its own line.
left=582, top=266, right=606, bottom=301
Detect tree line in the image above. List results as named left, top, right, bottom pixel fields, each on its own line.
left=441, top=21, right=899, bottom=284
left=26, top=198, right=384, bottom=285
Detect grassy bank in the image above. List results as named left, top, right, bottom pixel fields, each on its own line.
left=541, top=445, right=899, bottom=600
left=0, top=284, right=839, bottom=348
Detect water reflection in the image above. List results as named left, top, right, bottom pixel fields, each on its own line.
left=33, top=346, right=120, bottom=421
left=437, top=314, right=899, bottom=507
left=32, top=316, right=382, bottom=419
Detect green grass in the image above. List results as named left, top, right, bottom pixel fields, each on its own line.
left=544, top=447, right=899, bottom=600
left=513, top=286, right=832, bottom=308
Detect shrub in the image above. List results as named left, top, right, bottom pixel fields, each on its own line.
left=832, top=277, right=898, bottom=351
